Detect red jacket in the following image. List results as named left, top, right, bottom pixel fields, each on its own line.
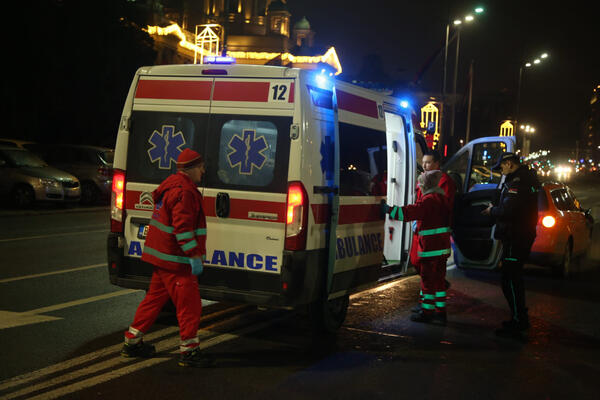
left=390, top=189, right=451, bottom=260
left=141, top=172, right=207, bottom=273
left=411, top=171, right=456, bottom=265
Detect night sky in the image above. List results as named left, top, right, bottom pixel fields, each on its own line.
left=286, top=0, right=599, bottom=158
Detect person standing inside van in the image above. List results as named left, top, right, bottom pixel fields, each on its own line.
left=121, top=148, right=213, bottom=368
left=482, top=152, right=539, bottom=337
left=411, top=150, right=456, bottom=313
left=383, top=170, right=452, bottom=325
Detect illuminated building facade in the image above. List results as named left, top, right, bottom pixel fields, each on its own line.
left=149, top=0, right=341, bottom=74
left=581, top=84, right=600, bottom=160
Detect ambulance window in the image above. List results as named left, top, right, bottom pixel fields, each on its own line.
left=339, top=122, right=387, bottom=196
left=203, top=114, right=291, bottom=193
left=126, top=111, right=207, bottom=184
left=215, top=120, right=277, bottom=187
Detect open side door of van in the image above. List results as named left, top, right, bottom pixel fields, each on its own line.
left=443, top=136, right=515, bottom=269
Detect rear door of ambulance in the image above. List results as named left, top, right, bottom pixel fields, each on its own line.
left=200, top=74, right=294, bottom=304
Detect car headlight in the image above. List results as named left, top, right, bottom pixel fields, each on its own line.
left=39, top=178, right=61, bottom=188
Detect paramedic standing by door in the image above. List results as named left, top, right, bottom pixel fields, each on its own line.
left=121, top=148, right=213, bottom=368
left=411, top=150, right=456, bottom=312
left=482, top=152, right=539, bottom=337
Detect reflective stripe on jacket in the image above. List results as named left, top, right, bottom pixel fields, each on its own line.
left=388, top=191, right=451, bottom=260
left=141, top=172, right=207, bottom=273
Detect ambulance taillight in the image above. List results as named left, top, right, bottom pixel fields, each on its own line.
left=285, top=182, right=308, bottom=251
left=111, top=169, right=126, bottom=232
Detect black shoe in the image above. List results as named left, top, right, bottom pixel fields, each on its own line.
left=121, top=341, right=156, bottom=358
left=410, top=311, right=446, bottom=325
left=501, top=318, right=530, bottom=331
left=411, top=304, right=422, bottom=313
left=179, top=348, right=215, bottom=368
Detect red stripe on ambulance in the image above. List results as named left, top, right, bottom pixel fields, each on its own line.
left=337, top=90, right=378, bottom=118
left=135, top=80, right=212, bottom=100
left=311, top=203, right=381, bottom=225
left=213, top=81, right=270, bottom=102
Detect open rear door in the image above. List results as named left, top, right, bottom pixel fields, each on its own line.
left=443, top=136, right=515, bottom=269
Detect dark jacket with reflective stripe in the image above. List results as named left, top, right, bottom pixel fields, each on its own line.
left=491, top=165, right=539, bottom=242
left=389, top=189, right=451, bottom=260
left=141, top=172, right=207, bottom=273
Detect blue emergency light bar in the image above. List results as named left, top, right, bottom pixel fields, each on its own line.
left=204, top=56, right=236, bottom=64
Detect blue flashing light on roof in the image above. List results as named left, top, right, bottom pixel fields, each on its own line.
left=204, top=56, right=236, bottom=64
left=400, top=100, right=409, bottom=109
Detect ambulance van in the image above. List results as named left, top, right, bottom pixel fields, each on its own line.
left=107, top=62, right=515, bottom=331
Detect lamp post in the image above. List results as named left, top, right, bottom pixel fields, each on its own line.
left=514, top=52, right=548, bottom=151
left=441, top=6, right=484, bottom=155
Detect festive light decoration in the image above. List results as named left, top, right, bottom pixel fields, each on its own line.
left=499, top=120, right=514, bottom=136
left=146, top=23, right=342, bottom=75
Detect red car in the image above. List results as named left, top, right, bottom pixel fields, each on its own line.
left=529, top=181, right=594, bottom=277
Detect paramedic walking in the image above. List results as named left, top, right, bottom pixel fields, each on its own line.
left=383, top=170, right=452, bottom=325
left=411, top=150, right=456, bottom=312
left=121, top=148, right=213, bottom=367
left=482, top=152, right=540, bottom=337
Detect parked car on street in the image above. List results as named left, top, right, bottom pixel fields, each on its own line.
left=0, top=146, right=81, bottom=207
left=530, top=181, right=594, bottom=277
left=22, top=144, right=113, bottom=205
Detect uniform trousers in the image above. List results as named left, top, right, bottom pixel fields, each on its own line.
left=419, top=257, right=447, bottom=314
left=125, top=267, right=202, bottom=353
left=500, top=236, right=534, bottom=323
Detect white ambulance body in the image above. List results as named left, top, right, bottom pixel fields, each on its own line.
left=107, top=63, right=514, bottom=331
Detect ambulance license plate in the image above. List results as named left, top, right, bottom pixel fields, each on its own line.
left=137, top=224, right=149, bottom=239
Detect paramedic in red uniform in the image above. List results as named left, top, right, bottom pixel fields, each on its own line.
left=410, top=150, right=456, bottom=313
left=383, top=170, right=452, bottom=325
left=121, top=148, right=213, bottom=368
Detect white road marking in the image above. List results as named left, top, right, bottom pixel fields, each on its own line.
left=0, top=229, right=108, bottom=243
left=0, top=263, right=105, bottom=284
left=1, top=316, right=277, bottom=400
left=0, top=289, right=142, bottom=330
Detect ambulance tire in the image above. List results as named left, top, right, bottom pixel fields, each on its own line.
left=309, top=294, right=349, bottom=334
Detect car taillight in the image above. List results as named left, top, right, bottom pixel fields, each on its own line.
left=111, top=169, right=126, bottom=232
left=542, top=215, right=556, bottom=228
left=285, top=181, right=308, bottom=251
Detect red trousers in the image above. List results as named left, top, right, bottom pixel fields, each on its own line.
left=125, top=267, right=202, bottom=352
left=419, top=258, right=447, bottom=314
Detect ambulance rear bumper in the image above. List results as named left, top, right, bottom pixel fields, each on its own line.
left=107, top=233, right=327, bottom=307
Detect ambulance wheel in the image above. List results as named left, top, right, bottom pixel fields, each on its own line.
left=309, top=294, right=349, bottom=334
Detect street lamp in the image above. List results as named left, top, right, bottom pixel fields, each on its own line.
left=515, top=51, right=549, bottom=151
left=442, top=6, right=484, bottom=154
left=519, top=124, right=536, bottom=157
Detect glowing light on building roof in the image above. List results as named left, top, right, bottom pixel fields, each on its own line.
left=147, top=23, right=343, bottom=75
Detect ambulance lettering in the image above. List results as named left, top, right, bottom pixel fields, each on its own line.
left=128, top=240, right=143, bottom=257
left=147, top=125, right=186, bottom=169
left=208, top=250, right=278, bottom=272
left=336, top=233, right=383, bottom=259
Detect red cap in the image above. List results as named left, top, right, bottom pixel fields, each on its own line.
left=176, top=149, right=203, bottom=169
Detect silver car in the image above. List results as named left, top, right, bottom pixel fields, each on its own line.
left=0, top=146, right=81, bottom=207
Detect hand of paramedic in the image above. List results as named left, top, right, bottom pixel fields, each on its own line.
left=190, top=257, right=204, bottom=275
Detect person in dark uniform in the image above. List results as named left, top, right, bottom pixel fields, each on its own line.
left=482, top=152, right=540, bottom=337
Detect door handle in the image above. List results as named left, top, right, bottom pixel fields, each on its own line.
left=216, top=192, right=230, bottom=218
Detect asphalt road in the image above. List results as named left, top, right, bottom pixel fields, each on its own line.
left=0, top=178, right=599, bottom=399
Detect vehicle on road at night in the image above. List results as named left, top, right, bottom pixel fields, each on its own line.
left=0, top=146, right=81, bottom=208
left=107, top=62, right=515, bottom=332
left=529, top=181, right=593, bottom=277
left=23, top=144, right=114, bottom=205
left=447, top=145, right=593, bottom=278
